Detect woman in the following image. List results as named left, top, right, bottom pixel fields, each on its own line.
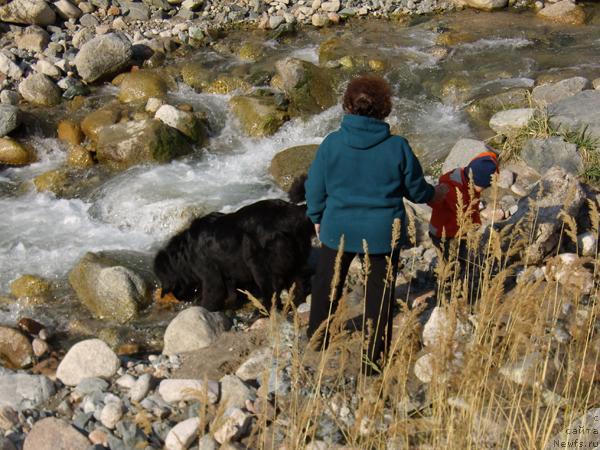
left=305, top=75, right=446, bottom=374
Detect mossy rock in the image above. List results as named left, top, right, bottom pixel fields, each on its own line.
left=180, top=61, right=213, bottom=92
left=95, top=118, right=193, bottom=170
left=10, top=275, right=51, bottom=299
left=318, top=37, right=345, bottom=65
left=0, top=137, right=34, bottom=166
left=67, top=144, right=95, bottom=168
left=466, top=88, right=531, bottom=124
left=435, top=30, right=477, bottom=46
left=238, top=42, right=264, bottom=62
left=269, top=144, right=318, bottom=191
left=118, top=70, right=168, bottom=103
left=57, top=119, right=83, bottom=146
left=81, top=106, right=122, bottom=143
left=230, top=95, right=289, bottom=137
left=205, top=75, right=252, bottom=95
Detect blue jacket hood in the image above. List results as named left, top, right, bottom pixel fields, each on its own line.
left=340, top=114, right=391, bottom=149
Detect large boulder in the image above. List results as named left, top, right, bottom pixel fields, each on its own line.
left=80, top=106, right=122, bottom=142
left=0, top=327, right=34, bottom=369
left=0, top=372, right=55, bottom=410
left=466, top=88, right=531, bottom=123
left=118, top=70, right=168, bottom=103
left=180, top=61, right=212, bottom=92
left=0, top=0, right=56, bottom=25
left=462, top=0, right=507, bottom=11
left=537, top=0, right=587, bottom=25
left=0, top=105, right=19, bottom=137
left=10, top=274, right=51, bottom=299
left=95, top=118, right=193, bottom=169
left=0, top=137, right=33, bottom=166
left=521, top=137, right=582, bottom=176
left=155, top=104, right=207, bottom=143
left=68, top=251, right=153, bottom=323
left=548, top=90, right=600, bottom=141
left=489, top=108, right=536, bottom=137
left=230, top=95, right=289, bottom=137
left=271, top=57, right=338, bottom=116
left=532, top=77, right=589, bottom=106
left=18, top=73, right=61, bottom=106
left=442, top=138, right=492, bottom=174
left=23, top=417, right=90, bottom=450
left=163, top=307, right=230, bottom=355
left=74, top=33, right=132, bottom=83
left=269, top=144, right=318, bottom=191
left=504, top=167, right=586, bottom=264
left=56, top=339, right=120, bottom=386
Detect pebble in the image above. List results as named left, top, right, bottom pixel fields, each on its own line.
left=165, top=417, right=200, bottom=450
left=116, top=373, right=136, bottom=389
left=130, top=373, right=152, bottom=402
left=100, top=400, right=123, bottom=429
left=32, top=338, right=49, bottom=357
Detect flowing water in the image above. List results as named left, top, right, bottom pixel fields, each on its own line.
left=1, top=7, right=600, bottom=339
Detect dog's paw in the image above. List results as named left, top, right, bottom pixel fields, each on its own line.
left=153, top=288, right=182, bottom=308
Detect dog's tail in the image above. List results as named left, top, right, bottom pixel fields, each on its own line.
left=288, top=174, right=307, bottom=204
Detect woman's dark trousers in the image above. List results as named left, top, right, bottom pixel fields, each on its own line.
left=307, top=245, right=399, bottom=374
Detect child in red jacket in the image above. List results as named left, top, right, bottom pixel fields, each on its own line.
left=428, top=151, right=499, bottom=300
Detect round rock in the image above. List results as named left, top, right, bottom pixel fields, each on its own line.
left=56, top=339, right=120, bottom=386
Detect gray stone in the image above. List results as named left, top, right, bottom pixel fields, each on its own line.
left=158, top=379, right=219, bottom=404
left=212, top=408, right=252, bottom=444
left=197, top=435, right=218, bottom=450
left=68, top=252, right=152, bottom=323
left=18, top=73, right=61, bottom=106
left=23, top=417, right=90, bottom=450
left=521, top=137, right=582, bottom=175
left=489, top=108, right=536, bottom=136
left=154, top=105, right=206, bottom=142
left=235, top=347, right=272, bottom=382
left=100, top=400, right=123, bottom=429
left=0, top=54, right=23, bottom=80
left=165, top=417, right=199, bottom=450
left=72, top=27, right=94, bottom=49
left=53, top=0, right=82, bottom=19
left=122, top=1, right=150, bottom=20
left=442, top=138, right=493, bottom=174
left=74, top=32, right=132, bottom=83
left=0, top=0, right=56, bottom=25
left=129, top=373, right=152, bottom=402
left=0, top=90, right=19, bottom=105
left=0, top=372, right=55, bottom=410
left=163, top=307, right=230, bottom=356
left=497, top=169, right=515, bottom=189
left=548, top=90, right=600, bottom=141
left=463, top=0, right=507, bottom=11
left=78, top=13, right=98, bottom=26
left=532, top=77, right=589, bottom=106
left=75, top=377, right=109, bottom=395
left=56, top=339, right=120, bottom=386
left=537, top=0, right=587, bottom=25
left=0, top=437, right=16, bottom=450
left=0, top=105, right=19, bottom=137
left=15, top=25, right=50, bottom=52
left=219, top=375, right=255, bottom=411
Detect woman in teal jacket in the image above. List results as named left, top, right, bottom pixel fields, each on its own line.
left=305, top=75, right=445, bottom=374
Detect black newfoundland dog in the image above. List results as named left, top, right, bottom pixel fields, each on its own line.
left=153, top=180, right=314, bottom=311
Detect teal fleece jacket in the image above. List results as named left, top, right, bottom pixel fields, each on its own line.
left=305, top=114, right=435, bottom=254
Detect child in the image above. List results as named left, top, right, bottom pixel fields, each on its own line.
left=428, top=150, right=499, bottom=300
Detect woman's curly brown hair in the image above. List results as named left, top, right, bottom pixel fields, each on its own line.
left=342, top=75, right=392, bottom=120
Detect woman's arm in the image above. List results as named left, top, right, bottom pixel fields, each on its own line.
left=305, top=145, right=327, bottom=225
left=399, top=139, right=436, bottom=204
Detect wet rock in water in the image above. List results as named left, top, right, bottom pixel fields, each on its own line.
left=155, top=104, right=207, bottom=142
left=180, top=61, right=212, bottom=92
left=165, top=417, right=200, bottom=450
left=163, top=307, right=230, bottom=355
left=205, top=75, right=252, bottom=95
left=269, top=144, right=318, bottom=191
left=15, top=25, right=50, bottom=52
left=537, top=0, right=587, bottom=25
left=95, top=118, right=193, bottom=169
left=80, top=106, right=122, bottom=143
left=489, top=108, right=536, bottom=137
left=237, top=42, right=264, bottom=62
left=548, top=90, right=600, bottom=141
left=18, top=73, right=61, bottom=106
left=74, top=32, right=133, bottom=83
left=0, top=327, right=34, bottom=369
left=0, top=371, right=55, bottom=409
left=442, top=138, right=492, bottom=174
left=466, top=88, right=530, bottom=124
left=235, top=347, right=272, bottom=381
left=462, top=0, right=507, bottom=11
left=506, top=167, right=585, bottom=264
left=118, top=70, right=168, bottom=103
left=532, top=76, right=589, bottom=106
left=68, top=251, right=152, bottom=323
left=9, top=274, right=50, bottom=299
left=33, top=167, right=98, bottom=198
left=57, top=119, right=83, bottom=146
left=0, top=0, right=56, bottom=25
left=219, top=374, right=255, bottom=411
left=229, top=95, right=289, bottom=137
left=56, top=338, right=120, bottom=386
left=0, top=137, right=33, bottom=165
left=158, top=379, right=219, bottom=404
left=212, top=407, right=252, bottom=444
left=521, top=137, right=582, bottom=176
left=23, top=417, right=90, bottom=450
left=271, top=57, right=338, bottom=116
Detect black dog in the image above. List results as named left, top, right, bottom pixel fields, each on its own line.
left=153, top=191, right=314, bottom=311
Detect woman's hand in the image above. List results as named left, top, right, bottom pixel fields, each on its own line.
left=314, top=223, right=320, bottom=239
left=431, top=184, right=449, bottom=204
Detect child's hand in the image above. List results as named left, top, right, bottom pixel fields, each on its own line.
left=431, top=184, right=449, bottom=204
